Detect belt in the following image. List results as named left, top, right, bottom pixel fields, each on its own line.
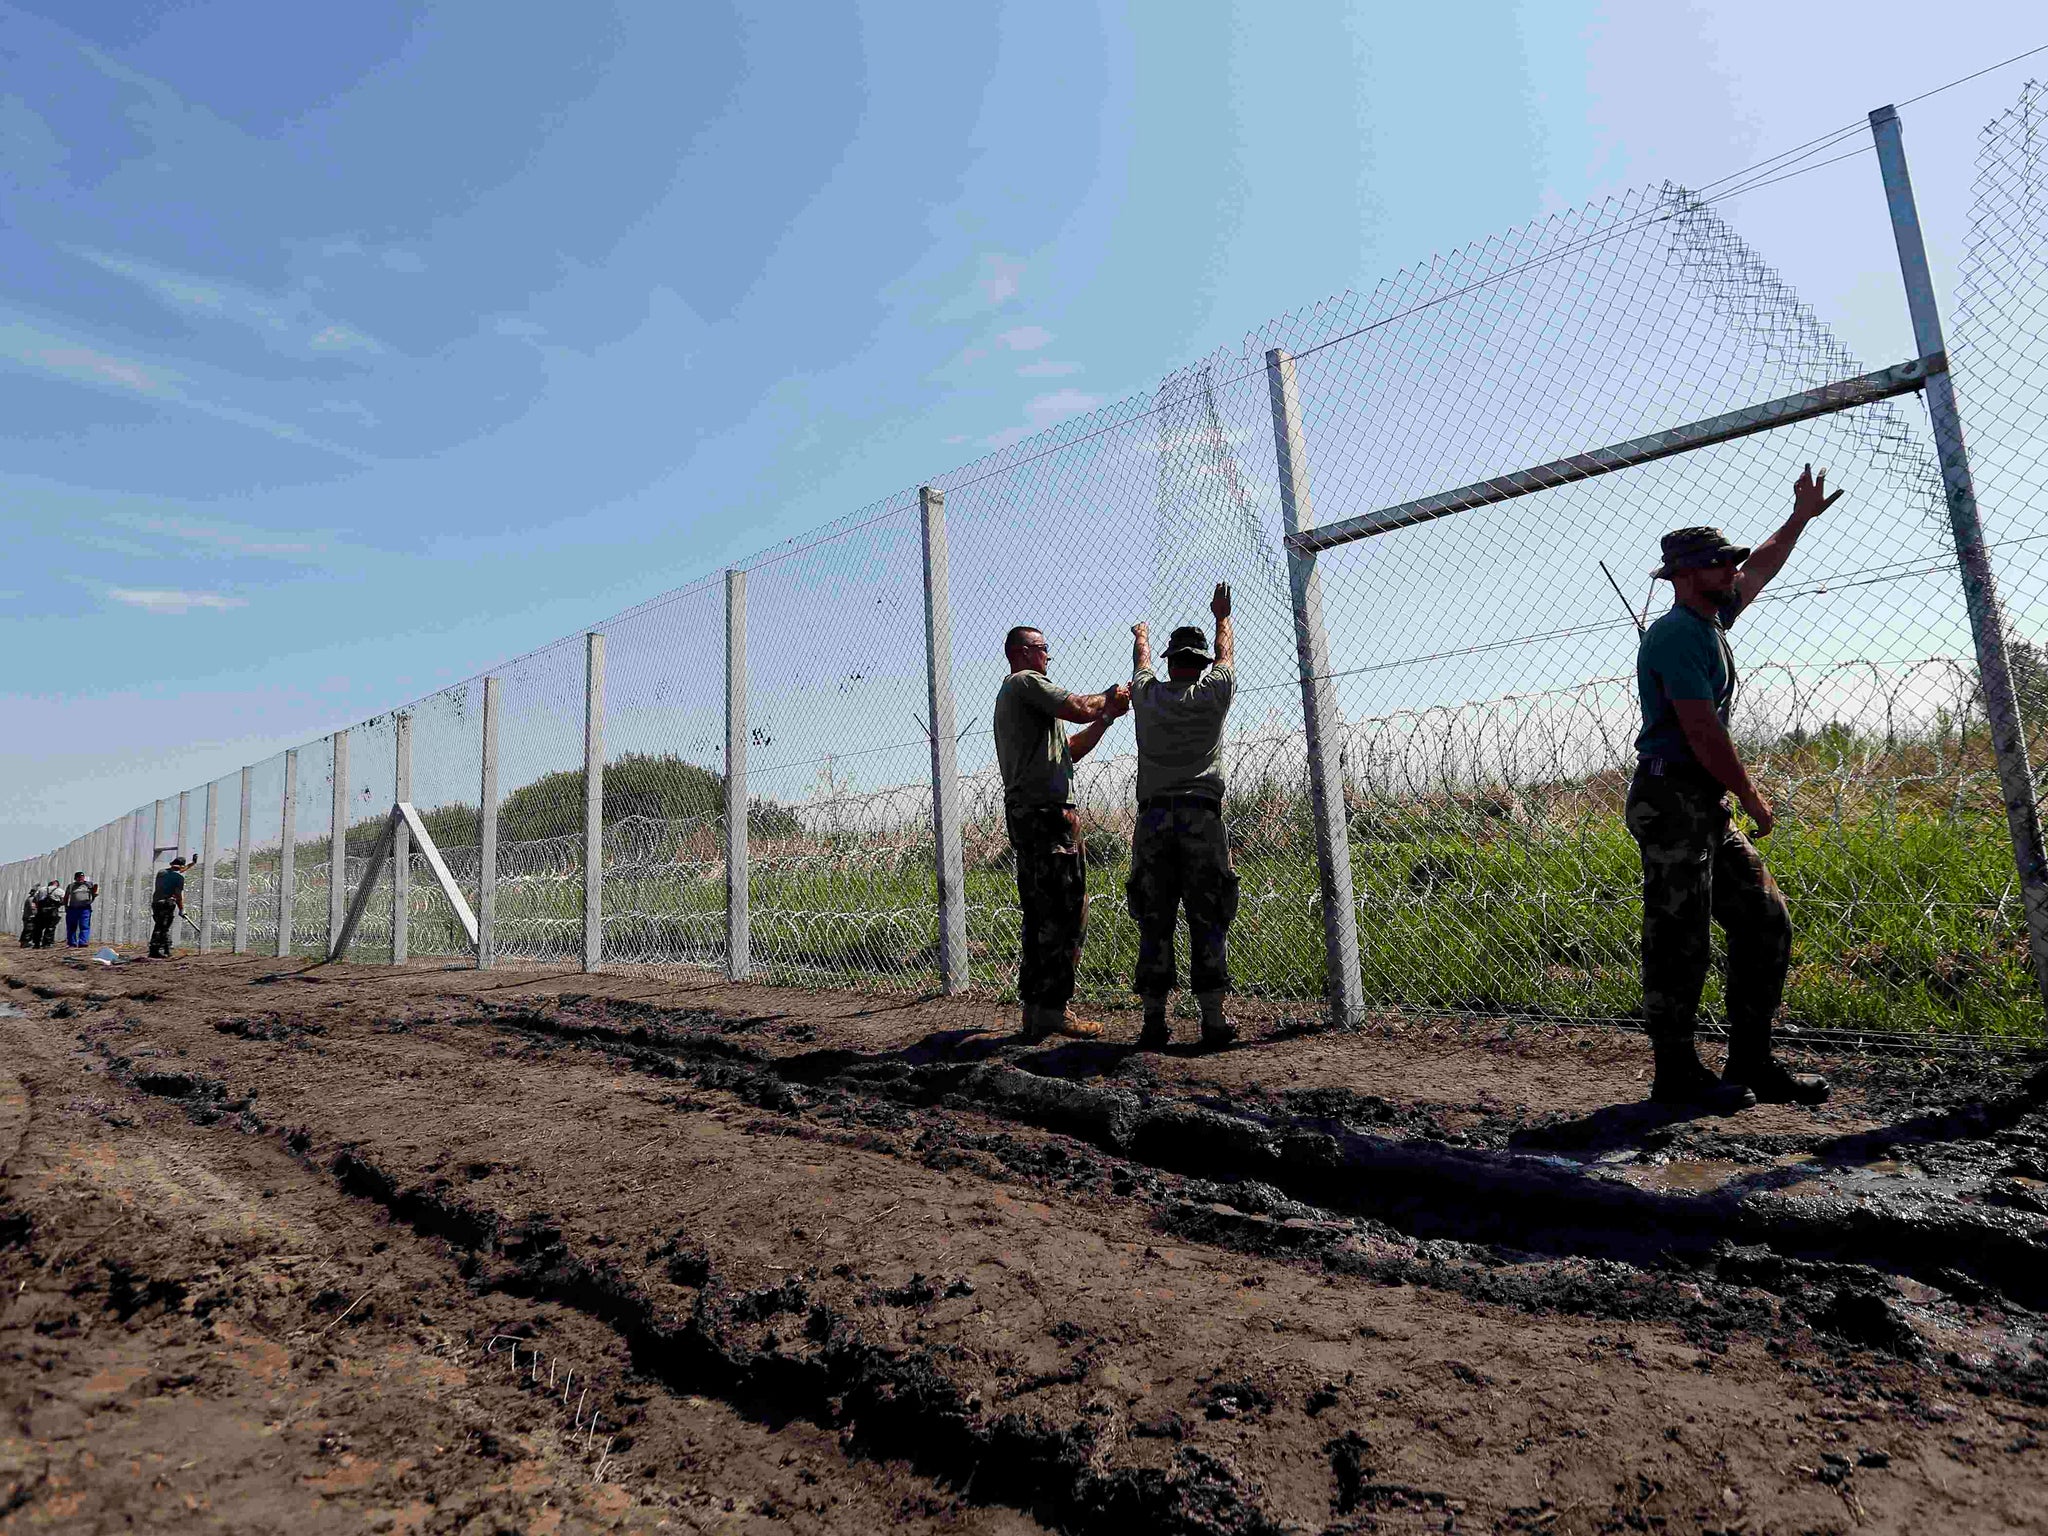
left=1636, top=756, right=1724, bottom=790
left=1139, top=793, right=1222, bottom=814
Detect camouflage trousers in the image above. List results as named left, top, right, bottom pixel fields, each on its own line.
left=1126, top=801, right=1240, bottom=998
left=1007, top=805, right=1088, bottom=1009
left=1624, top=765, right=1791, bottom=1050
left=149, top=899, right=178, bottom=958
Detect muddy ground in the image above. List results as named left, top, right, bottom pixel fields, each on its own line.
left=4, top=950, right=2048, bottom=1534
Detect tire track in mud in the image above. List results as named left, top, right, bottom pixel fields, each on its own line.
left=39, top=956, right=2048, bottom=1531
left=475, top=998, right=2048, bottom=1326
left=78, top=1025, right=1292, bottom=1534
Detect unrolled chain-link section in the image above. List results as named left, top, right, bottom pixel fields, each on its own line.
left=16, top=87, right=2048, bottom=1042
left=1956, top=83, right=2048, bottom=788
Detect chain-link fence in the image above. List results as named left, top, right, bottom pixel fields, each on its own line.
left=15, top=89, right=2048, bottom=1042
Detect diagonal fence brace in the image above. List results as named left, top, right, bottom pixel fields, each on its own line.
left=328, top=803, right=479, bottom=962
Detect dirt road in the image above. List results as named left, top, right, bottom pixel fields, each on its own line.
left=3, top=949, right=2047, bottom=1533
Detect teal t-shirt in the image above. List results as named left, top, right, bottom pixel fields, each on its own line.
left=153, top=868, right=185, bottom=901
left=1634, top=600, right=1740, bottom=764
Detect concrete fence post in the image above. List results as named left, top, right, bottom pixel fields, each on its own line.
left=176, top=789, right=190, bottom=867
left=479, top=677, right=500, bottom=970
left=234, top=767, right=252, bottom=954
left=1872, top=105, right=2048, bottom=1021
left=725, top=570, right=750, bottom=981
left=278, top=749, right=299, bottom=959
left=918, top=486, right=970, bottom=993
left=583, top=632, right=605, bottom=973
left=1267, top=347, right=1365, bottom=1028
left=200, top=781, right=220, bottom=951
left=328, top=732, right=349, bottom=960
left=393, top=712, right=412, bottom=967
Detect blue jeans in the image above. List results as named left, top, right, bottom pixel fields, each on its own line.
left=65, top=906, right=92, bottom=946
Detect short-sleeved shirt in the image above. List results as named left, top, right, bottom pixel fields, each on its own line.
left=65, top=880, right=96, bottom=908
left=1132, top=661, right=1235, bottom=802
left=994, top=670, right=1075, bottom=811
left=153, top=868, right=186, bottom=902
left=1635, top=600, right=1741, bottom=765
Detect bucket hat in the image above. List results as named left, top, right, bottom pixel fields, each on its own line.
left=1654, top=526, right=1750, bottom=579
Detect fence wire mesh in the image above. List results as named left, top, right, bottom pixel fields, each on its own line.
left=20, top=84, right=2048, bottom=1041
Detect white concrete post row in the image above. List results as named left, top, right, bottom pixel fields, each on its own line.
left=918, top=487, right=969, bottom=994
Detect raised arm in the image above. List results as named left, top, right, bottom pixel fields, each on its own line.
left=1210, top=583, right=1234, bottom=668
left=1735, top=465, right=1841, bottom=608
left=1070, top=683, right=1131, bottom=761
left=1054, top=684, right=1129, bottom=726
left=1132, top=622, right=1153, bottom=676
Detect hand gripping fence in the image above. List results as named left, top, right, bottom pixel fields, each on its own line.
left=14, top=90, right=2048, bottom=1045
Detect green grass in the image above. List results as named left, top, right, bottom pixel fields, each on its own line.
left=216, top=746, right=2047, bottom=1042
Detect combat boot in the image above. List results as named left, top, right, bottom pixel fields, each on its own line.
left=1195, top=991, right=1237, bottom=1049
left=1137, top=998, right=1171, bottom=1050
left=1650, top=1036, right=1755, bottom=1113
left=1018, top=1005, right=1103, bottom=1043
left=1722, top=1051, right=1829, bottom=1106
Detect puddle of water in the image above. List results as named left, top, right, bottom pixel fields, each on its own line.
left=1618, top=1158, right=1746, bottom=1194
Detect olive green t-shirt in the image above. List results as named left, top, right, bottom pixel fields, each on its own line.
left=1634, top=600, right=1740, bottom=765
left=1132, top=661, right=1234, bottom=802
left=994, top=670, right=1074, bottom=810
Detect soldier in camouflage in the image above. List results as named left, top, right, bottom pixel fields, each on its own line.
left=994, top=625, right=1131, bottom=1043
left=1628, top=465, right=1841, bottom=1112
left=1127, top=582, right=1239, bottom=1049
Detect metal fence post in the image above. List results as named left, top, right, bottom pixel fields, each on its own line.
left=725, top=571, right=750, bottom=981
left=393, top=712, right=411, bottom=967
left=200, top=781, right=219, bottom=951
left=234, top=767, right=252, bottom=954
left=584, top=632, right=605, bottom=973
left=278, top=749, right=299, bottom=959
left=1267, top=347, right=1366, bottom=1028
left=1871, top=104, right=2048, bottom=1018
left=479, top=677, right=499, bottom=970
left=329, top=731, right=349, bottom=959
left=919, top=486, right=970, bottom=993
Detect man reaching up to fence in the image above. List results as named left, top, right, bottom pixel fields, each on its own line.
left=995, top=626, right=1131, bottom=1042
left=1128, top=582, right=1240, bottom=1049
left=1627, top=465, right=1841, bottom=1113
left=148, top=856, right=188, bottom=959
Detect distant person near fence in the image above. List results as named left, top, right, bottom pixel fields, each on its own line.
left=149, top=857, right=188, bottom=959
left=1627, top=466, right=1842, bottom=1113
left=1128, top=583, right=1240, bottom=1050
left=30, top=881, right=63, bottom=949
left=994, top=625, right=1131, bottom=1042
left=64, top=871, right=98, bottom=947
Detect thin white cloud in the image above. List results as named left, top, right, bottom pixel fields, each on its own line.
left=980, top=388, right=1107, bottom=450
left=105, top=511, right=330, bottom=561
left=1017, top=359, right=1081, bottom=378
left=72, top=246, right=389, bottom=360
left=106, top=588, right=245, bottom=615
left=0, top=314, right=377, bottom=464
left=978, top=255, right=1024, bottom=307
left=936, top=253, right=1025, bottom=321
left=996, top=325, right=1053, bottom=352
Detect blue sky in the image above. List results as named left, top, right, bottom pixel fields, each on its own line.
left=1, top=0, right=2042, bottom=861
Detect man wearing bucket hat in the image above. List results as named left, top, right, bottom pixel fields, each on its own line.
left=994, top=625, right=1132, bottom=1042
left=1628, top=464, right=1842, bottom=1112
left=148, top=856, right=189, bottom=959
left=1127, top=582, right=1240, bottom=1049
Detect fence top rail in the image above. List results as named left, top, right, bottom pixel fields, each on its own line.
left=1289, top=355, right=1944, bottom=556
